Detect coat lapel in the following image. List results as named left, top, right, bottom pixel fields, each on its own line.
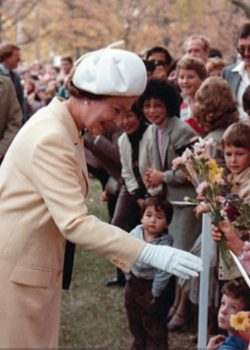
left=49, top=98, right=89, bottom=194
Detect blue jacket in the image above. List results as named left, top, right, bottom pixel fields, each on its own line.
left=218, top=335, right=247, bottom=350
left=126, top=224, right=173, bottom=298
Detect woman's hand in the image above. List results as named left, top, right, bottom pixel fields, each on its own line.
left=144, top=168, right=164, bottom=187
left=211, top=225, right=223, bottom=242
left=212, top=220, right=244, bottom=256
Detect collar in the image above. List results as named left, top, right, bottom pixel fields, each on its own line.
left=156, top=118, right=168, bottom=132
left=0, top=63, right=10, bottom=75
left=232, top=61, right=245, bottom=75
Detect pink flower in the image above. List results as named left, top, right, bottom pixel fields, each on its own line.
left=196, top=181, right=208, bottom=195
left=172, top=156, right=186, bottom=170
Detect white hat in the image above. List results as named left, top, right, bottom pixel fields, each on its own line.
left=72, top=47, right=147, bottom=97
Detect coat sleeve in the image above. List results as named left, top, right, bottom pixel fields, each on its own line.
left=118, top=134, right=139, bottom=194
left=30, top=132, right=144, bottom=272
left=163, top=120, right=196, bottom=186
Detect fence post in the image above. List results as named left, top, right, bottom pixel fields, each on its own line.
left=197, top=213, right=211, bottom=349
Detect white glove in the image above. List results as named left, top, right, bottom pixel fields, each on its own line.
left=137, top=243, right=203, bottom=279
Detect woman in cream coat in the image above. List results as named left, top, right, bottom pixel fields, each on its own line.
left=0, top=48, right=202, bottom=348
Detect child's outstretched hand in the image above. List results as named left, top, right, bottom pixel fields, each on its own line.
left=206, top=334, right=226, bottom=350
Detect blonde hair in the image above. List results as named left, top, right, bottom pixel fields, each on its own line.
left=193, top=77, right=238, bottom=132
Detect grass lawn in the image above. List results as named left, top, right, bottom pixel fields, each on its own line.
left=59, top=179, right=197, bottom=349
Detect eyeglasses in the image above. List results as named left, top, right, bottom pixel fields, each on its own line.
left=237, top=45, right=250, bottom=56
left=143, top=60, right=167, bottom=72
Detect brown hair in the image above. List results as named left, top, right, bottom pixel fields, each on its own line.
left=238, top=22, right=250, bottom=40
left=222, top=278, right=250, bottom=310
left=206, top=58, right=225, bottom=76
left=141, top=195, right=173, bottom=225
left=177, top=56, right=207, bottom=80
left=193, top=77, right=239, bottom=133
left=0, top=42, right=20, bottom=62
left=222, top=122, right=250, bottom=150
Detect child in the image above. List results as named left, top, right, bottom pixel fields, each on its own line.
left=206, top=278, right=250, bottom=350
left=124, top=195, right=173, bottom=350
left=216, top=122, right=250, bottom=280
left=206, top=57, right=225, bottom=77
left=177, top=55, right=207, bottom=134
left=222, top=122, right=250, bottom=201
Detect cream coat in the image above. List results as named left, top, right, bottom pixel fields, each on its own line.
left=0, top=97, right=144, bottom=348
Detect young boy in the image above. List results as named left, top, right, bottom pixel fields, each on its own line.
left=124, top=195, right=173, bottom=350
left=207, top=278, right=250, bottom=350
left=216, top=122, right=250, bottom=281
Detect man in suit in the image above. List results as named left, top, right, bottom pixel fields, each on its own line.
left=0, top=42, right=25, bottom=119
left=0, top=75, right=22, bottom=164
left=222, top=22, right=250, bottom=121
left=0, top=47, right=202, bottom=348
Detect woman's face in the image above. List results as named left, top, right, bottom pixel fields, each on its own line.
left=69, top=95, right=136, bottom=136
left=143, top=98, right=167, bottom=126
left=178, top=68, right=203, bottom=98
left=119, top=111, right=141, bottom=135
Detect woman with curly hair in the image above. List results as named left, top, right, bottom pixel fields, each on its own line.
left=177, top=77, right=240, bottom=334
left=193, top=77, right=239, bottom=167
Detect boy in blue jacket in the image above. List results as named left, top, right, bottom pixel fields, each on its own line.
left=207, top=278, right=250, bottom=350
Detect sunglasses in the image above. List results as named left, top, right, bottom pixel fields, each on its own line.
left=237, top=46, right=250, bottom=56
left=143, top=60, right=167, bottom=72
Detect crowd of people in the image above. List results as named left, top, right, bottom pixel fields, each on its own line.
left=1, top=20, right=250, bottom=350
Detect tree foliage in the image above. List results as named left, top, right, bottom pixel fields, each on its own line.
left=0, top=0, right=249, bottom=64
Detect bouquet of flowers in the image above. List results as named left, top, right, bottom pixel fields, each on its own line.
left=172, top=137, right=250, bottom=271
left=172, top=137, right=229, bottom=264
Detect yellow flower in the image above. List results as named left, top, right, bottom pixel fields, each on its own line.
left=207, top=159, right=223, bottom=184
left=230, top=311, right=250, bottom=331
